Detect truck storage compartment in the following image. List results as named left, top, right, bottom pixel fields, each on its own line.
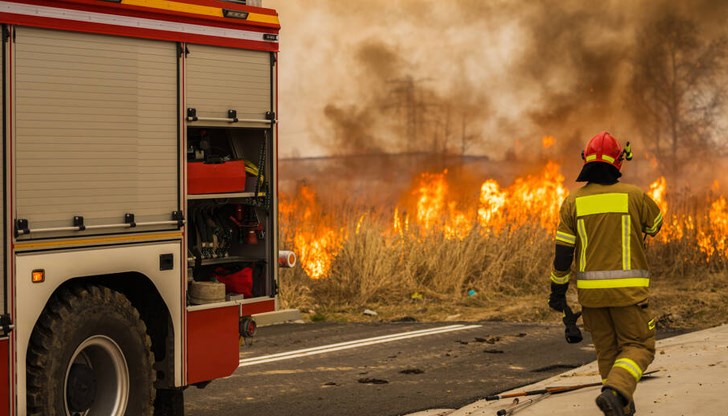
left=187, top=127, right=267, bottom=195
left=188, top=261, right=268, bottom=302
left=186, top=125, right=273, bottom=306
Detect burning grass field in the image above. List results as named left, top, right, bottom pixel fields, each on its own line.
left=277, top=161, right=728, bottom=331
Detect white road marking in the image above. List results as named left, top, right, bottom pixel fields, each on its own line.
left=238, top=324, right=482, bottom=367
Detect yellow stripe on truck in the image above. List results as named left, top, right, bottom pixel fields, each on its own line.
left=247, top=13, right=280, bottom=24
left=124, top=0, right=221, bottom=17
left=15, top=232, right=183, bottom=250
left=122, top=0, right=280, bottom=25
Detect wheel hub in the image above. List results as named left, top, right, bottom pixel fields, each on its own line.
left=64, top=335, right=130, bottom=416
left=66, top=363, right=97, bottom=412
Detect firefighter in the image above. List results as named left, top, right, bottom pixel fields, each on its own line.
left=548, top=131, right=663, bottom=416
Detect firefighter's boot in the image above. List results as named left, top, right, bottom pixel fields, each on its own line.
left=624, top=401, right=636, bottom=416
left=596, top=388, right=626, bottom=416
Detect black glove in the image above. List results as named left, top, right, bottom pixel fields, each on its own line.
left=548, top=282, right=568, bottom=312
left=563, top=305, right=583, bottom=344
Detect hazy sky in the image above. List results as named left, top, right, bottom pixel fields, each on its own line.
left=266, top=0, right=728, bottom=160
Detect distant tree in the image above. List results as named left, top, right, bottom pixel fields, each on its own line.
left=629, top=14, right=728, bottom=177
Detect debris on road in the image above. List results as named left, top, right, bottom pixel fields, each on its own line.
left=358, top=377, right=389, bottom=384
left=475, top=336, right=501, bottom=344
left=400, top=368, right=425, bottom=375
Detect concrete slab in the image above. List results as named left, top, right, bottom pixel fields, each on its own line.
left=252, top=308, right=303, bottom=326
left=404, top=410, right=455, bottom=416
left=411, top=324, right=728, bottom=416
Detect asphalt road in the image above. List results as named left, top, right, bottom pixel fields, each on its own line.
left=184, top=321, right=596, bottom=416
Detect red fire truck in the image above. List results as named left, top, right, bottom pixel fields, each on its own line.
left=0, top=0, right=289, bottom=414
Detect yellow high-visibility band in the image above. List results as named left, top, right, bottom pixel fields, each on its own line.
left=585, top=154, right=597, bottom=161
left=602, top=154, right=615, bottom=163
left=613, top=358, right=643, bottom=382
left=555, top=237, right=576, bottom=246
left=648, top=319, right=656, bottom=330
left=555, top=231, right=576, bottom=245
left=577, top=219, right=587, bottom=272
left=622, top=215, right=631, bottom=270
left=645, top=212, right=663, bottom=234
left=576, top=278, right=650, bottom=289
left=550, top=271, right=571, bottom=284
left=576, top=193, right=629, bottom=216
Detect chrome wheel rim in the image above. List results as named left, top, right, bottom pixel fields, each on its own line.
left=64, top=335, right=129, bottom=416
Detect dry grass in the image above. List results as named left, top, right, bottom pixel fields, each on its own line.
left=277, top=185, right=728, bottom=331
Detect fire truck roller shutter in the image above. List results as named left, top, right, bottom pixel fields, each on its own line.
left=186, top=44, right=271, bottom=127
left=13, top=27, right=178, bottom=238
left=26, top=284, right=154, bottom=415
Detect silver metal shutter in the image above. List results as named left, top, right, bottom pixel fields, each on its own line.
left=186, top=44, right=271, bottom=126
left=14, top=27, right=178, bottom=238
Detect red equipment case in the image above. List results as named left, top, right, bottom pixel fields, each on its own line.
left=188, top=160, right=247, bottom=194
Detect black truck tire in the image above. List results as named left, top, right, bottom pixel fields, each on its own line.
left=27, top=284, right=155, bottom=415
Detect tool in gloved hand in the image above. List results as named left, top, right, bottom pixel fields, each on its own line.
left=562, top=303, right=583, bottom=344
left=548, top=282, right=582, bottom=343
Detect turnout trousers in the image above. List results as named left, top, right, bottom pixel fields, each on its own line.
left=582, top=302, right=656, bottom=403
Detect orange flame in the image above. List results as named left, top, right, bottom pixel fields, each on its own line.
left=282, top=148, right=726, bottom=280
left=697, top=194, right=728, bottom=261
left=294, top=229, right=342, bottom=280
left=399, top=161, right=566, bottom=239
left=647, top=176, right=668, bottom=214
left=444, top=201, right=472, bottom=241
left=646, top=176, right=727, bottom=262
left=415, top=170, right=448, bottom=233
left=505, top=161, right=567, bottom=232
left=477, top=180, right=506, bottom=233
left=542, top=135, right=555, bottom=149
left=281, top=182, right=344, bottom=280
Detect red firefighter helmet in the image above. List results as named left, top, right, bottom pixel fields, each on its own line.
left=581, top=131, right=625, bottom=170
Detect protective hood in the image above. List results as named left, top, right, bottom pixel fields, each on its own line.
left=575, top=161, right=622, bottom=183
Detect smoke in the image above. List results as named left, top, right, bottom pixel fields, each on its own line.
left=267, top=0, right=728, bottom=175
